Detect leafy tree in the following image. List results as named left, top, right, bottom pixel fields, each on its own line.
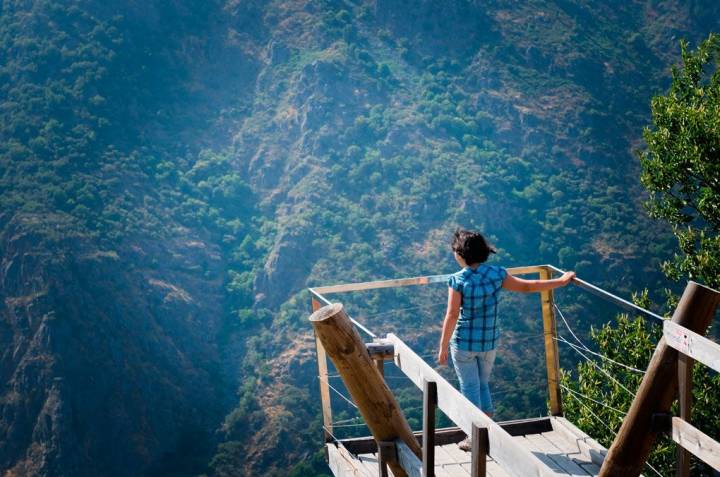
left=563, top=35, right=720, bottom=476
left=640, top=33, right=720, bottom=288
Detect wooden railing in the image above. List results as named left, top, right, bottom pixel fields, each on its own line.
left=599, top=281, right=720, bottom=476
left=663, top=311, right=720, bottom=474
left=309, top=264, right=566, bottom=446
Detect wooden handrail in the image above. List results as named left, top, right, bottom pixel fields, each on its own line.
left=671, top=417, right=720, bottom=471
left=661, top=287, right=720, bottom=475
left=601, top=281, right=720, bottom=476
left=664, top=320, right=720, bottom=374
left=311, top=265, right=547, bottom=295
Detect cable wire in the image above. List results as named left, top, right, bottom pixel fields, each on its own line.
left=348, top=316, right=377, bottom=338
left=359, top=302, right=446, bottom=320
left=555, top=304, right=647, bottom=374
left=317, top=376, right=358, bottom=409
left=330, top=422, right=369, bottom=429
left=332, top=416, right=363, bottom=425
left=559, top=383, right=628, bottom=415
left=557, top=334, right=637, bottom=397
left=554, top=302, right=664, bottom=476
left=556, top=336, right=647, bottom=374
left=555, top=303, right=592, bottom=351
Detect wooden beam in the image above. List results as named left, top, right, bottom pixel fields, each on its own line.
left=664, top=320, right=720, bottom=374
left=378, top=441, right=395, bottom=477
left=388, top=333, right=559, bottom=477
left=375, top=358, right=385, bottom=377
left=368, top=339, right=393, bottom=377
left=340, top=427, right=467, bottom=455
left=314, top=275, right=442, bottom=294
left=499, top=417, right=553, bottom=436
left=327, top=443, right=375, bottom=477
left=312, top=298, right=333, bottom=442
left=600, top=281, right=720, bottom=477
left=310, top=304, right=421, bottom=477
left=397, top=440, right=423, bottom=477
left=539, top=267, right=562, bottom=416
left=367, top=341, right=395, bottom=360
left=550, top=416, right=607, bottom=467
left=677, top=353, right=693, bottom=477
left=423, top=380, right=437, bottom=477
left=671, top=417, right=720, bottom=471
left=312, top=266, right=546, bottom=294
left=471, top=424, right=489, bottom=477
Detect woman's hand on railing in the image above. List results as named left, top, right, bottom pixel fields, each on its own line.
left=560, top=271, right=576, bottom=286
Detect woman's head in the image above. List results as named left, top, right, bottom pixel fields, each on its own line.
left=451, top=229, right=496, bottom=265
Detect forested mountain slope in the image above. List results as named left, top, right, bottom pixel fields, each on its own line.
left=0, top=1, right=717, bottom=476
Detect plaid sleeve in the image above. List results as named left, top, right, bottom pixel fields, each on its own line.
left=494, top=266, right=508, bottom=291
left=447, top=274, right=463, bottom=292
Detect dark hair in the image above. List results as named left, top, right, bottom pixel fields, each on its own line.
left=451, top=229, right=496, bottom=264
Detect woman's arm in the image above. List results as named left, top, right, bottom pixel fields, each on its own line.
left=502, top=271, right=576, bottom=293
left=437, top=287, right=462, bottom=366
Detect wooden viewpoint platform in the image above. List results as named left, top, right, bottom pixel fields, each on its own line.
left=311, top=266, right=720, bottom=477
left=328, top=417, right=607, bottom=477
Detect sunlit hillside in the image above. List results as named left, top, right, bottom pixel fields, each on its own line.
left=1, top=1, right=718, bottom=475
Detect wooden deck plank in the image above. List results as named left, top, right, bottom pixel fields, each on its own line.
left=442, top=442, right=511, bottom=477
left=545, top=435, right=600, bottom=476
left=357, top=453, right=380, bottom=476
left=329, top=445, right=375, bottom=477
left=514, top=435, right=569, bottom=474
left=459, top=461, right=511, bottom=477
left=528, top=434, right=592, bottom=476
left=439, top=443, right=471, bottom=465
left=332, top=418, right=606, bottom=477
left=434, top=464, right=455, bottom=477
left=441, top=463, right=470, bottom=477
left=542, top=430, right=596, bottom=470
left=578, top=462, right=601, bottom=476
left=434, top=443, right=460, bottom=465
left=549, top=417, right=607, bottom=467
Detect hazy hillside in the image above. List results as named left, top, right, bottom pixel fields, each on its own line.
left=0, top=1, right=718, bottom=476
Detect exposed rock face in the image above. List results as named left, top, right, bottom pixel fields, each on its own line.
left=0, top=214, right=228, bottom=476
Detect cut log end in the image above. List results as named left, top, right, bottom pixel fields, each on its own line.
left=309, top=303, right=344, bottom=322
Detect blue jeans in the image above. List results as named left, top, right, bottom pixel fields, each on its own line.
left=451, top=346, right=497, bottom=414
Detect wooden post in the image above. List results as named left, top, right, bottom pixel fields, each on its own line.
left=376, top=358, right=385, bottom=377
left=471, top=424, right=489, bottom=477
left=539, top=267, right=562, bottom=416
left=423, top=380, right=437, bottom=477
left=378, top=441, right=394, bottom=477
left=677, top=353, right=693, bottom=477
left=600, top=281, right=720, bottom=477
left=367, top=340, right=394, bottom=378
left=312, top=298, right=334, bottom=442
left=310, top=303, right=421, bottom=477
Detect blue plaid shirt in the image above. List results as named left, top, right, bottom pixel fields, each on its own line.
left=448, top=264, right=508, bottom=352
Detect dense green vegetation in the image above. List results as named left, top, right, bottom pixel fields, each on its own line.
left=641, top=33, right=720, bottom=289
left=563, top=34, right=720, bottom=476
left=1, top=1, right=719, bottom=476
